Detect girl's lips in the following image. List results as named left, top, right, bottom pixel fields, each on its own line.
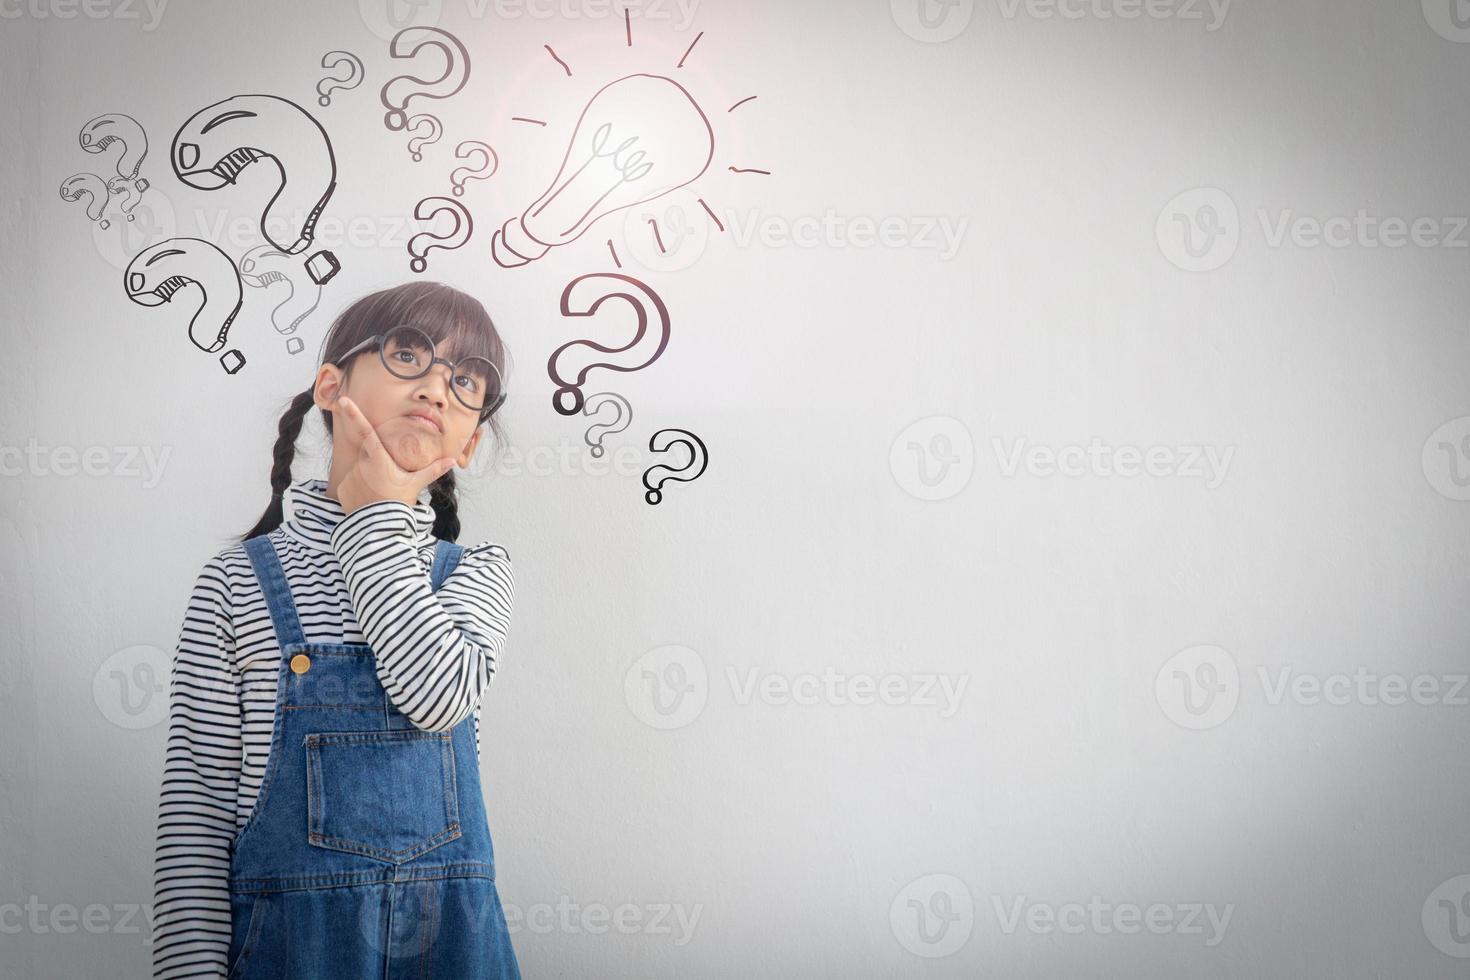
left=404, top=414, right=442, bottom=433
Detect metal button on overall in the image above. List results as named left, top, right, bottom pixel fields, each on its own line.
left=225, top=534, right=521, bottom=980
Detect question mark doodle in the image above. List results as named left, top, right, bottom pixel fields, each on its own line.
left=405, top=113, right=444, bottom=161
left=406, top=196, right=473, bottom=273
left=547, top=272, right=671, bottom=417
left=317, top=50, right=365, bottom=107
left=450, top=140, right=499, bottom=196
left=239, top=243, right=323, bottom=354
left=79, top=113, right=151, bottom=220
left=379, top=26, right=470, bottom=133
left=80, top=112, right=148, bottom=179
left=59, top=173, right=113, bottom=229
left=172, top=94, right=341, bottom=285
left=642, top=428, right=708, bottom=505
left=124, top=237, right=245, bottom=374
left=581, top=392, right=633, bottom=458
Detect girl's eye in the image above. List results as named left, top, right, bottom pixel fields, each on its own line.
left=454, top=374, right=482, bottom=394
left=391, top=348, right=424, bottom=366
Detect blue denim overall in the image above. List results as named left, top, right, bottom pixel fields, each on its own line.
left=226, top=534, right=521, bottom=980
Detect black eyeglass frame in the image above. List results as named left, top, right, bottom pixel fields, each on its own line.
left=336, top=324, right=507, bottom=423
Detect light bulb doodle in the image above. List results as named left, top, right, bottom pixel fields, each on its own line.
left=239, top=243, right=323, bottom=355
left=450, top=140, right=499, bottom=196
left=581, top=392, right=633, bottom=459
left=491, top=73, right=714, bottom=269
left=406, top=196, right=473, bottom=273
left=317, top=50, right=365, bottom=107
left=547, top=272, right=671, bottom=416
left=379, top=26, right=470, bottom=133
left=642, top=428, right=707, bottom=505
left=60, top=173, right=113, bottom=229
left=171, top=94, right=341, bottom=285
left=124, top=237, right=246, bottom=374
left=405, top=112, right=443, bottom=161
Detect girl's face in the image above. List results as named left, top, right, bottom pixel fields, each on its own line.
left=313, top=337, right=486, bottom=474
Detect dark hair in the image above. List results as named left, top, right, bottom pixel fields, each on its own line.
left=238, top=280, right=511, bottom=544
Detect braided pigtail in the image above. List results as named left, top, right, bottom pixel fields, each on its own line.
left=237, top=387, right=317, bottom=543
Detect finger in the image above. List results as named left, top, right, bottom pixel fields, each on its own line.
left=335, top=396, right=386, bottom=460
left=405, top=457, right=456, bottom=493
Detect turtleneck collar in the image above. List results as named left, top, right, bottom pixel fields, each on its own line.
left=279, top=476, right=436, bottom=553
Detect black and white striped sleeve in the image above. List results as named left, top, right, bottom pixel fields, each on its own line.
left=329, top=501, right=514, bottom=733
left=151, top=553, right=240, bottom=979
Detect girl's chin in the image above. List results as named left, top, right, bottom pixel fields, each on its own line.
left=385, top=429, right=442, bottom=468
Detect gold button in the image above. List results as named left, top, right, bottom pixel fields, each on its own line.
left=290, top=654, right=312, bottom=674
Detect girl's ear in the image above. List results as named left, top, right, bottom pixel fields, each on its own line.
left=312, top=365, right=345, bottom=411
left=455, top=426, right=483, bottom=468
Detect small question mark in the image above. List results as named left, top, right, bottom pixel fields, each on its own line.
left=449, top=140, right=499, bottom=196
left=317, top=50, right=365, bottom=107
left=239, top=243, right=323, bottom=354
left=581, top=392, right=633, bottom=458
left=106, top=175, right=150, bottom=221
left=642, top=428, right=708, bottom=505
left=380, top=27, right=470, bottom=133
left=405, top=113, right=443, bottom=162
left=124, top=237, right=246, bottom=374
left=406, top=196, right=474, bottom=273
left=547, top=272, right=672, bottom=417
left=79, top=112, right=152, bottom=222
left=60, top=173, right=112, bottom=229
left=79, top=112, right=148, bottom=180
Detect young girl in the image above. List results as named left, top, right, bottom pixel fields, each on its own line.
left=152, top=281, right=522, bottom=979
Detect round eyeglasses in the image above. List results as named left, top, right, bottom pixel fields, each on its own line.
left=336, top=324, right=506, bottom=421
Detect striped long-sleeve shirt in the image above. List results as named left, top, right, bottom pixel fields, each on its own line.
left=150, top=477, right=514, bottom=980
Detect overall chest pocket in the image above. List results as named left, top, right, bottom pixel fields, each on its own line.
left=304, top=729, right=462, bottom=863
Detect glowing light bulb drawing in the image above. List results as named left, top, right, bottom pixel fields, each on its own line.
left=491, top=73, right=714, bottom=268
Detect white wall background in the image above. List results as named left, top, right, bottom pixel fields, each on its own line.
left=3, top=0, right=1470, bottom=976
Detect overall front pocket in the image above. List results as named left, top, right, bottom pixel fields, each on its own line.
left=304, top=729, right=461, bottom=863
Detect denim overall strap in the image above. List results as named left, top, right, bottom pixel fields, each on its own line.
left=243, top=535, right=306, bottom=648
left=430, top=538, right=465, bottom=592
